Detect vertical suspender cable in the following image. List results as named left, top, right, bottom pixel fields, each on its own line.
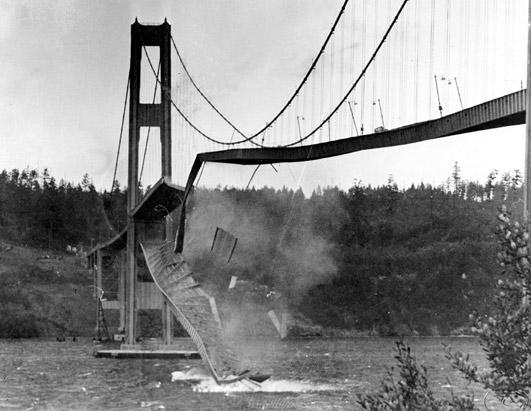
left=483, top=0, right=489, bottom=99
left=399, top=0, right=406, bottom=124
left=372, top=0, right=378, bottom=131
left=360, top=0, right=366, bottom=134
left=384, top=0, right=391, bottom=127
left=311, top=60, right=316, bottom=142
left=414, top=0, right=419, bottom=121
left=463, top=0, right=469, bottom=108
left=445, top=0, right=450, bottom=98
left=329, top=34, right=335, bottom=140
left=504, top=1, right=510, bottom=92
left=320, top=53, right=325, bottom=142
left=339, top=13, right=345, bottom=137
left=349, top=0, right=356, bottom=136
left=429, top=0, right=436, bottom=118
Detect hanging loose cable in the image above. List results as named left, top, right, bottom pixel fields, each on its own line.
left=434, top=75, right=443, bottom=117
left=454, top=77, right=464, bottom=110
left=378, top=98, right=385, bottom=129
left=245, top=164, right=262, bottom=190
left=195, top=161, right=206, bottom=187
left=347, top=101, right=359, bottom=136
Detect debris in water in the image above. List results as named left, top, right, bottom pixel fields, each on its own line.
left=140, top=401, right=164, bottom=408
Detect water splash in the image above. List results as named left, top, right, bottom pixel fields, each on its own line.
left=171, top=366, right=210, bottom=382
left=192, top=378, right=339, bottom=393
left=171, top=367, right=339, bottom=393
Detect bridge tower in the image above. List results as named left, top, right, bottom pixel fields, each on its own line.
left=125, top=19, right=172, bottom=346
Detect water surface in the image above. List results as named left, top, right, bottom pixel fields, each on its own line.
left=0, top=337, right=518, bottom=410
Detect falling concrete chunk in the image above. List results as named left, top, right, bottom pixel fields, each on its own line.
left=280, top=312, right=288, bottom=339
left=209, top=297, right=222, bottom=328
left=228, top=276, right=238, bottom=289
left=210, top=227, right=238, bottom=263
left=268, top=310, right=282, bottom=337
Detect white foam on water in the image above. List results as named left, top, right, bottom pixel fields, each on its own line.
left=171, top=367, right=211, bottom=382
left=192, top=378, right=338, bottom=393
left=171, top=367, right=340, bottom=393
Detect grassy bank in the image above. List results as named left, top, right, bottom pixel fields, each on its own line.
left=0, top=242, right=93, bottom=338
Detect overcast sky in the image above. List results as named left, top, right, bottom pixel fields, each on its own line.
left=0, top=0, right=528, bottom=194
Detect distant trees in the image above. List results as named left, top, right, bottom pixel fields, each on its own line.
left=0, top=165, right=524, bottom=334
left=0, top=168, right=126, bottom=250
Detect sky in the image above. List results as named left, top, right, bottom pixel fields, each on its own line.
left=0, top=0, right=529, bottom=195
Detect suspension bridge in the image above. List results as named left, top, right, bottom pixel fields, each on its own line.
left=88, top=0, right=531, bottom=384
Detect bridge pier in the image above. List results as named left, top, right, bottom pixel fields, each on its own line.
left=88, top=20, right=194, bottom=356
left=125, top=19, right=173, bottom=347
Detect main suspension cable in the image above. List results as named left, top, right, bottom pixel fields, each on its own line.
left=110, top=71, right=130, bottom=194
left=139, top=41, right=262, bottom=147
left=142, top=0, right=407, bottom=149
left=170, top=36, right=248, bottom=142
left=167, top=0, right=350, bottom=146
left=282, top=0, right=410, bottom=147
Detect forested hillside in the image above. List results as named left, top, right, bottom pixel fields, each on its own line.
left=0, top=168, right=126, bottom=250
left=0, top=166, right=523, bottom=335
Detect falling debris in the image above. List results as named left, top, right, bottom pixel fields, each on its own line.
left=266, top=310, right=288, bottom=339
left=141, top=241, right=269, bottom=384
left=210, top=227, right=238, bottom=263
left=268, top=310, right=286, bottom=339
left=228, top=276, right=238, bottom=289
left=209, top=297, right=222, bottom=327
left=281, top=312, right=288, bottom=339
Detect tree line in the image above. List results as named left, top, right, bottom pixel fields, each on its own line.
left=0, top=165, right=523, bottom=334
left=0, top=168, right=126, bottom=251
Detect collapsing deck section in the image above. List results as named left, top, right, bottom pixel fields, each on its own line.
left=141, top=240, right=265, bottom=384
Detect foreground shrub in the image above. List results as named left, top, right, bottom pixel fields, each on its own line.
left=446, top=206, right=531, bottom=408
left=357, top=340, right=476, bottom=410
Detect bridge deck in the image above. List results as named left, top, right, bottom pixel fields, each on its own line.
left=175, top=89, right=526, bottom=252
left=199, top=89, right=525, bottom=165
